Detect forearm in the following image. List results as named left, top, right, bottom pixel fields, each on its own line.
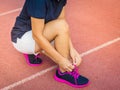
left=33, top=34, right=64, bottom=64
left=31, top=17, right=65, bottom=64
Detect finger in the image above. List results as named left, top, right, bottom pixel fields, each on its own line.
left=73, top=57, right=79, bottom=66
left=68, top=64, right=75, bottom=70
left=72, top=57, right=76, bottom=64
left=73, top=61, right=76, bottom=65
left=64, top=67, right=72, bottom=72
left=67, top=68, right=73, bottom=72
left=66, top=64, right=74, bottom=72
left=75, top=57, right=82, bottom=66
left=72, top=57, right=77, bottom=65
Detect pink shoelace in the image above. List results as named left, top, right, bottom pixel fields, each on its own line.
left=35, top=54, right=40, bottom=59
left=69, top=68, right=79, bottom=78
left=68, top=66, right=80, bottom=84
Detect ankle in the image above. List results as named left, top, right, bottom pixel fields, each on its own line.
left=59, top=68, right=66, bottom=73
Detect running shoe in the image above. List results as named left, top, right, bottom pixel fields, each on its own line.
left=24, top=54, right=42, bottom=66
left=54, top=68, right=89, bottom=88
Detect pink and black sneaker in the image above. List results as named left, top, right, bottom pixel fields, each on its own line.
left=54, top=68, right=89, bottom=88
left=24, top=54, right=42, bottom=66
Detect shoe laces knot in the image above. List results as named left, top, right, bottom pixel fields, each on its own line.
left=35, top=54, right=39, bottom=59
left=69, top=68, right=79, bottom=79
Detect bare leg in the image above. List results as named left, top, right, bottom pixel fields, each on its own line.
left=35, top=19, right=72, bottom=72
left=54, top=25, right=70, bottom=59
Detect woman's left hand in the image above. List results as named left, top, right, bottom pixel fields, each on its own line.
left=70, top=47, right=82, bottom=66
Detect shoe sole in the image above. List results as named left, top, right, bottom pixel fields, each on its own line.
left=54, top=75, right=90, bottom=88
left=24, top=54, right=42, bottom=66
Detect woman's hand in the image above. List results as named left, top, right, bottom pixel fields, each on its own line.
left=70, top=47, right=82, bottom=66
left=58, top=58, right=75, bottom=72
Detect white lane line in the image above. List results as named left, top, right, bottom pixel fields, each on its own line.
left=1, top=66, right=57, bottom=90
left=0, top=8, right=21, bottom=17
left=80, top=37, right=120, bottom=57
left=1, top=37, right=120, bottom=90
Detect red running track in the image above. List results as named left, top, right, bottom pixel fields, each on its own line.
left=0, top=0, right=120, bottom=90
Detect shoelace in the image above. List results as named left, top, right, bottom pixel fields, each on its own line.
left=35, top=54, right=40, bottom=59
left=69, top=68, right=79, bottom=79
left=68, top=66, right=80, bottom=84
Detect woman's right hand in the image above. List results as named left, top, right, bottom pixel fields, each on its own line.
left=58, top=58, right=75, bottom=72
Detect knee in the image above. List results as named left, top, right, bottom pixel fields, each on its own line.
left=54, top=19, right=69, bottom=34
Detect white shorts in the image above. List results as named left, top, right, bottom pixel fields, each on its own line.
left=12, top=31, right=54, bottom=55
left=12, top=31, right=36, bottom=54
